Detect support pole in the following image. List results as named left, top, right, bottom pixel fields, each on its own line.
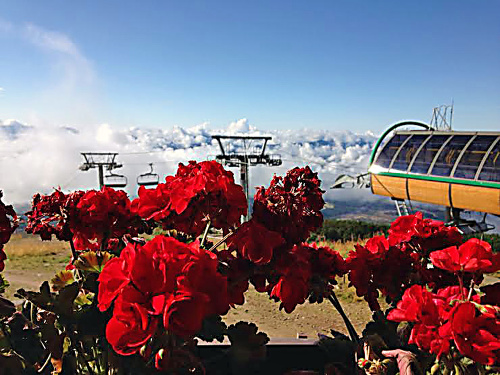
left=98, top=165, right=104, bottom=190
left=211, top=135, right=282, bottom=223
left=240, top=159, right=250, bottom=221
left=80, top=153, right=123, bottom=190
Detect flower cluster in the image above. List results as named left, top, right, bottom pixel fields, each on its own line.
left=346, top=212, right=465, bottom=310
left=4, top=160, right=499, bottom=373
left=131, top=160, right=247, bottom=236
left=430, top=238, right=500, bottom=274
left=228, top=166, right=325, bottom=265
left=98, top=235, right=230, bottom=356
left=346, top=236, right=412, bottom=310
left=252, top=166, right=324, bottom=245
left=386, top=234, right=500, bottom=366
left=388, top=284, right=500, bottom=365
left=388, top=212, right=463, bottom=251
left=0, top=191, right=18, bottom=272
left=269, top=242, right=347, bottom=312
left=26, top=187, right=141, bottom=251
left=225, top=168, right=346, bottom=313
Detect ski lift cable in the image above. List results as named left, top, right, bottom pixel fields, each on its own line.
left=124, top=161, right=176, bottom=166
left=59, top=171, right=81, bottom=190
left=120, top=150, right=171, bottom=155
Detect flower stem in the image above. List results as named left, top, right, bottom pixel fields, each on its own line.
left=208, top=230, right=234, bottom=252
left=328, top=292, right=359, bottom=343
left=73, top=339, right=95, bottom=375
left=200, top=220, right=211, bottom=248
left=69, top=238, right=78, bottom=261
left=457, top=272, right=465, bottom=300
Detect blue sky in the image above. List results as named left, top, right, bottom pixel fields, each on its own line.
left=0, top=0, right=499, bottom=132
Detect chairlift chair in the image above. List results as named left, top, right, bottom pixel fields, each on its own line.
left=104, top=172, right=128, bottom=188
left=269, top=154, right=282, bottom=166
left=137, top=163, right=159, bottom=187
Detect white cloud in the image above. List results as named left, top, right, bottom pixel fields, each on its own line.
left=23, top=23, right=94, bottom=84
left=0, top=20, right=98, bottom=125
left=24, top=24, right=81, bottom=57
left=0, top=118, right=378, bottom=206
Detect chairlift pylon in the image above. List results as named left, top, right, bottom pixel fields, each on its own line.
left=137, top=163, right=159, bottom=187
left=104, top=172, right=128, bottom=188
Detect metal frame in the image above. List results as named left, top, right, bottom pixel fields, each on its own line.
left=368, top=121, right=431, bottom=166
left=405, top=134, right=433, bottom=172
left=427, top=135, right=454, bottom=176
left=104, top=172, right=128, bottom=188
left=475, top=136, right=500, bottom=180
left=450, top=135, right=477, bottom=177
left=137, top=163, right=160, bottom=187
left=212, top=135, right=282, bottom=221
left=374, top=171, right=500, bottom=189
left=395, top=130, right=500, bottom=136
left=388, top=134, right=414, bottom=170
left=408, top=134, right=452, bottom=174
left=371, top=132, right=500, bottom=188
left=80, top=152, right=125, bottom=189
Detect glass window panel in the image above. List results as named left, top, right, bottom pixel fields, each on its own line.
left=430, top=135, right=472, bottom=177
left=410, top=135, right=451, bottom=174
left=373, top=134, right=410, bottom=168
left=479, top=139, right=500, bottom=182
left=453, top=136, right=497, bottom=179
left=391, top=135, right=429, bottom=172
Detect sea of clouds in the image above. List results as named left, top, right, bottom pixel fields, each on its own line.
left=0, top=118, right=378, bottom=207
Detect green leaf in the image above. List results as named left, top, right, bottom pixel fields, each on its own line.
left=197, top=315, right=227, bottom=343
left=55, top=283, right=79, bottom=316
left=227, top=321, right=269, bottom=348
left=0, top=274, right=9, bottom=294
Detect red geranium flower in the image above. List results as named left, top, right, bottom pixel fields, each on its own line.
left=270, top=245, right=312, bottom=313
left=388, top=212, right=462, bottom=251
left=0, top=191, right=18, bottom=246
left=26, top=187, right=141, bottom=251
left=252, top=166, right=324, bottom=245
left=346, top=236, right=414, bottom=311
left=449, top=302, right=500, bottom=365
left=73, top=187, right=140, bottom=250
left=227, top=219, right=284, bottom=265
left=0, top=191, right=18, bottom=272
left=387, top=285, right=440, bottom=326
left=430, top=238, right=498, bottom=273
left=217, top=250, right=251, bottom=306
left=163, top=290, right=209, bottom=338
left=270, top=272, right=309, bottom=313
left=309, top=242, right=347, bottom=282
left=132, top=160, right=247, bottom=236
left=105, top=292, right=158, bottom=356
left=98, top=235, right=231, bottom=353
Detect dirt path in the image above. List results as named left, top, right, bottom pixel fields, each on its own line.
left=223, top=286, right=372, bottom=339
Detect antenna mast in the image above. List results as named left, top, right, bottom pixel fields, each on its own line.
left=211, top=135, right=282, bottom=221
left=430, top=103, right=454, bottom=130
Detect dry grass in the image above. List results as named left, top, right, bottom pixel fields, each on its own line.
left=4, top=233, right=70, bottom=258
left=314, top=238, right=368, bottom=258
